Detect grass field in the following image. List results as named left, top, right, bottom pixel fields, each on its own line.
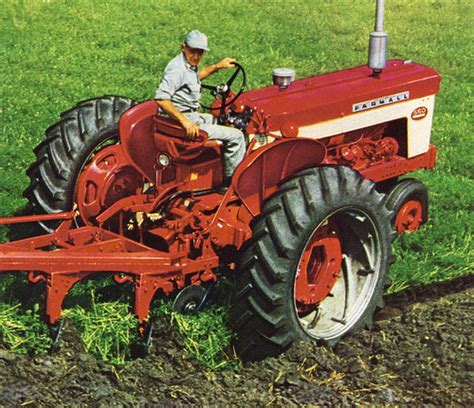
left=1, top=0, right=473, bottom=363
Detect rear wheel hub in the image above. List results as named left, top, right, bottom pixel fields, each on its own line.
left=295, top=223, right=343, bottom=313
left=76, top=145, right=143, bottom=224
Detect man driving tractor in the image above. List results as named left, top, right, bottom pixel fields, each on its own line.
left=155, top=30, right=246, bottom=192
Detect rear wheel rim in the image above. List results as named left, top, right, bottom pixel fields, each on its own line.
left=294, top=207, right=381, bottom=341
left=394, top=199, right=423, bottom=233
left=76, top=144, right=143, bottom=225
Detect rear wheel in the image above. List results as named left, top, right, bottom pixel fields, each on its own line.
left=231, top=166, right=394, bottom=361
left=10, top=96, right=137, bottom=240
left=384, top=178, right=428, bottom=234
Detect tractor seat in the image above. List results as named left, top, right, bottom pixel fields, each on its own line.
left=154, top=115, right=223, bottom=148
left=153, top=115, right=222, bottom=161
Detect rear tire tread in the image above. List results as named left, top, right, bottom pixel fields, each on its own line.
left=10, top=96, right=136, bottom=240
left=231, top=166, right=394, bottom=361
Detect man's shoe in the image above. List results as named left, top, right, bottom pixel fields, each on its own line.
left=217, top=185, right=229, bottom=195
left=217, top=176, right=232, bottom=194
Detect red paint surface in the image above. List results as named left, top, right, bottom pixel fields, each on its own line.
left=295, top=224, right=342, bottom=309
left=395, top=200, right=424, bottom=233
left=0, top=60, right=441, bottom=335
left=238, top=60, right=440, bottom=134
left=233, top=138, right=326, bottom=216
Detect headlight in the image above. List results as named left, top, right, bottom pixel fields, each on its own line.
left=157, top=153, right=170, bottom=167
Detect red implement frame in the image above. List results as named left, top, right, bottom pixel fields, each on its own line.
left=0, top=211, right=218, bottom=330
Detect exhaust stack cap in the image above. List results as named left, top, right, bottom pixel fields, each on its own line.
left=368, top=0, right=388, bottom=74
left=272, top=68, right=295, bottom=89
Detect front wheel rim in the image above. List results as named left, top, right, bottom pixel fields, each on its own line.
left=394, top=200, right=423, bottom=233
left=294, top=207, right=382, bottom=341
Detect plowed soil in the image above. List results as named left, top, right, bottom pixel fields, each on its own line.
left=1, top=276, right=473, bottom=407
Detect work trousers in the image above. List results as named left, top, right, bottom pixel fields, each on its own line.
left=185, top=112, right=246, bottom=177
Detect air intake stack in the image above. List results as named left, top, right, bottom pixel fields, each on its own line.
left=368, top=0, right=388, bottom=76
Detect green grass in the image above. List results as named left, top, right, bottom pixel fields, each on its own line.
left=1, top=0, right=473, bottom=364
left=64, top=292, right=137, bottom=366
left=156, top=302, right=241, bottom=371
left=0, top=302, right=52, bottom=354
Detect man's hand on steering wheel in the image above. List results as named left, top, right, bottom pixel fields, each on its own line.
left=215, top=57, right=237, bottom=70
left=201, top=62, right=246, bottom=118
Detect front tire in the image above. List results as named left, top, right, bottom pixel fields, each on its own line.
left=10, top=96, right=136, bottom=240
left=384, top=178, right=428, bottom=234
left=231, top=166, right=394, bottom=361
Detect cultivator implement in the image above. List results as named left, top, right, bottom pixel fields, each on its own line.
left=0, top=211, right=219, bottom=337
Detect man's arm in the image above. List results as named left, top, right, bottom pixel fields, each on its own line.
left=155, top=65, right=200, bottom=138
left=155, top=99, right=199, bottom=139
left=199, top=57, right=237, bottom=80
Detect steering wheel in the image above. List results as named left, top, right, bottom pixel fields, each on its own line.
left=200, top=62, right=246, bottom=117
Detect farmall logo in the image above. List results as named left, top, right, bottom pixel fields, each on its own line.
left=353, top=91, right=410, bottom=113
left=411, top=106, right=428, bottom=120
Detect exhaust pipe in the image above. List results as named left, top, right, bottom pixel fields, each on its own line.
left=368, top=0, right=388, bottom=76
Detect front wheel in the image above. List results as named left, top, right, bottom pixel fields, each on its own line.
left=230, top=166, right=394, bottom=361
left=384, top=178, right=428, bottom=234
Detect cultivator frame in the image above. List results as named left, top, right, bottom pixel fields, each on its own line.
left=0, top=210, right=220, bottom=336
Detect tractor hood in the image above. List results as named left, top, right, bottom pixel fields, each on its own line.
left=238, top=60, right=440, bottom=135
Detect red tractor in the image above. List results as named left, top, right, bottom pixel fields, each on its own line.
left=0, top=2, right=439, bottom=360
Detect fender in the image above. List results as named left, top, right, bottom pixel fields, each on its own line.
left=119, top=101, right=222, bottom=189
left=232, top=138, right=327, bottom=217
left=119, top=100, right=158, bottom=183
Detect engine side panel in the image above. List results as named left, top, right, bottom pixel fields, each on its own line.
left=240, top=60, right=440, bottom=158
left=297, top=94, right=436, bottom=158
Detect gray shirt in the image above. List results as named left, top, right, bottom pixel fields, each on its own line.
left=155, top=53, right=201, bottom=111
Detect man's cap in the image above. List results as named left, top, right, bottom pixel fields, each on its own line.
left=184, top=30, right=210, bottom=51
